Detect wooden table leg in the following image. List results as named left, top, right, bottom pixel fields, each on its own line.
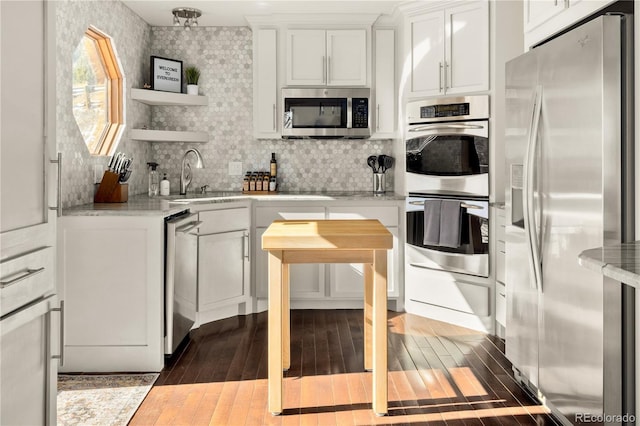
left=283, top=263, right=290, bottom=371
left=268, top=250, right=283, bottom=415
left=372, top=249, right=388, bottom=416
left=364, top=262, right=373, bottom=371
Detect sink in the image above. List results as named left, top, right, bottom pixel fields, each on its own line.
left=165, top=191, right=247, bottom=204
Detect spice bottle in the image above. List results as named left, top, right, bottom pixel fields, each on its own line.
left=242, top=173, right=250, bottom=192
left=256, top=172, right=263, bottom=191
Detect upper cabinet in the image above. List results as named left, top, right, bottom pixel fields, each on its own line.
left=373, top=29, right=395, bottom=137
left=524, top=0, right=566, bottom=32
left=407, top=1, right=489, bottom=98
left=253, top=29, right=278, bottom=138
left=523, top=0, right=618, bottom=48
left=286, top=29, right=367, bottom=86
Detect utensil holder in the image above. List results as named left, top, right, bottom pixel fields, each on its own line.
left=373, top=172, right=385, bottom=194
left=94, top=171, right=128, bottom=203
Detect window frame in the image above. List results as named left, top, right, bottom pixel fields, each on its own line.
left=75, top=27, right=125, bottom=156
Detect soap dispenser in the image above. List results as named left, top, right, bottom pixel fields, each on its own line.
left=147, top=162, right=159, bottom=196
left=160, top=173, right=170, bottom=196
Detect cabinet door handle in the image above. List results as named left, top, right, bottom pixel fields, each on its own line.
left=0, top=267, right=45, bottom=288
left=439, top=62, right=443, bottom=92
left=272, top=104, right=276, bottom=131
left=243, top=232, right=250, bottom=260
left=49, top=152, right=62, bottom=217
left=322, top=56, right=326, bottom=84
left=444, top=61, right=449, bottom=91
left=328, top=56, right=331, bottom=84
left=51, top=300, right=65, bottom=367
left=376, top=104, right=380, bottom=131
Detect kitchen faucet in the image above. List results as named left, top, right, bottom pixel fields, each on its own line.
left=180, top=148, right=205, bottom=195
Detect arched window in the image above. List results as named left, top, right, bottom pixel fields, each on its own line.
left=72, top=27, right=124, bottom=156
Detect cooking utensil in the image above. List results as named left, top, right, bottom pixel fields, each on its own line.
left=384, top=155, right=394, bottom=172
left=378, top=155, right=386, bottom=173
left=367, top=155, right=377, bottom=172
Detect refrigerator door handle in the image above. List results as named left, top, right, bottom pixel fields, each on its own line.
left=523, top=85, right=544, bottom=292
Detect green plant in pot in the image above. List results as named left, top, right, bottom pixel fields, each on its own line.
left=185, top=66, right=200, bottom=95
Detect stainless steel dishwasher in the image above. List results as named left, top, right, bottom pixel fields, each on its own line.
left=165, top=211, right=201, bottom=356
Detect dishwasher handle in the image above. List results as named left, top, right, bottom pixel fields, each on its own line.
left=176, top=221, right=202, bottom=234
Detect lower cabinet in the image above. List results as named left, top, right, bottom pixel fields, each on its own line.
left=494, top=206, right=507, bottom=336
left=195, top=205, right=251, bottom=324
left=253, top=202, right=403, bottom=309
left=255, top=227, right=326, bottom=299
left=57, top=215, right=165, bottom=372
left=1, top=294, right=59, bottom=425
left=254, top=205, right=326, bottom=299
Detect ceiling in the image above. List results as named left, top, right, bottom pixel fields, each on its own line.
left=122, top=0, right=406, bottom=27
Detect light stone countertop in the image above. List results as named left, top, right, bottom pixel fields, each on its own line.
left=62, top=191, right=406, bottom=217
left=578, top=242, right=640, bottom=288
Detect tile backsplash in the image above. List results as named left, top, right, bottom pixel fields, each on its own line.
left=56, top=0, right=152, bottom=208
left=58, top=2, right=394, bottom=207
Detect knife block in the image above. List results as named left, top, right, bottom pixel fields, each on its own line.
left=94, top=171, right=128, bottom=203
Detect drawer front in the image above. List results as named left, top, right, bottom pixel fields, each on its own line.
left=256, top=207, right=325, bottom=227
left=1, top=246, right=55, bottom=315
left=496, top=282, right=506, bottom=327
left=327, top=206, right=398, bottom=227
left=199, top=207, right=250, bottom=234
left=496, top=241, right=506, bottom=284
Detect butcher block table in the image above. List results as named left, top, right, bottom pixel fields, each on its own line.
left=262, top=219, right=393, bottom=416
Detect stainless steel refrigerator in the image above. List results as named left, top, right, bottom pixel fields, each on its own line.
left=504, top=14, right=634, bottom=425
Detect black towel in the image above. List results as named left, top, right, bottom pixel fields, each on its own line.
left=439, top=200, right=463, bottom=248
left=422, top=199, right=441, bottom=246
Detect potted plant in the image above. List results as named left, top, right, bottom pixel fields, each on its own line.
left=185, top=66, right=200, bottom=95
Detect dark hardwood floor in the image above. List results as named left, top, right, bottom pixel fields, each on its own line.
left=130, top=310, right=558, bottom=425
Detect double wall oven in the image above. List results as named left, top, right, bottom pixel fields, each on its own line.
left=405, top=95, right=489, bottom=277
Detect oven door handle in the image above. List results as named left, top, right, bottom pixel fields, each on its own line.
left=408, top=123, right=485, bottom=132
left=408, top=200, right=483, bottom=210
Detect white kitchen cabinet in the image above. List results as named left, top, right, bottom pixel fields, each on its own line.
left=286, top=29, right=367, bottom=86
left=494, top=206, right=506, bottom=334
left=255, top=227, right=326, bottom=299
left=407, top=12, right=444, bottom=96
left=327, top=206, right=399, bottom=298
left=254, top=205, right=326, bottom=299
left=1, top=295, right=59, bottom=426
left=196, top=207, right=250, bottom=324
left=373, top=29, right=395, bottom=137
left=253, top=202, right=403, bottom=311
left=407, top=1, right=489, bottom=98
left=1, top=0, right=59, bottom=423
left=57, top=215, right=165, bottom=372
left=523, top=0, right=615, bottom=48
left=253, top=28, right=278, bottom=138
left=524, top=0, right=566, bottom=32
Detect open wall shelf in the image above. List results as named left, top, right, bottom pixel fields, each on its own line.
left=130, top=88, right=208, bottom=106
left=129, top=129, right=208, bottom=143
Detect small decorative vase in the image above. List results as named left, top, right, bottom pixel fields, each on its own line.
left=187, top=84, right=198, bottom=95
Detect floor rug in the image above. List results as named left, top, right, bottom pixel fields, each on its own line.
left=57, top=374, right=158, bottom=426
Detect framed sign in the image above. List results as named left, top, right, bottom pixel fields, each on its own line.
left=150, top=56, right=182, bottom=93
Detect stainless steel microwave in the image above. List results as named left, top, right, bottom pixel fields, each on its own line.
left=281, top=88, right=371, bottom=139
